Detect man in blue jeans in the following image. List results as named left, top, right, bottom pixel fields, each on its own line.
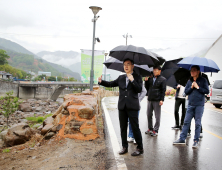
left=128, top=85, right=147, bottom=144
left=173, top=65, right=209, bottom=148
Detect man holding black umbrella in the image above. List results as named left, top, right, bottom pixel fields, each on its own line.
left=98, top=58, right=144, bottom=156
left=145, top=65, right=166, bottom=137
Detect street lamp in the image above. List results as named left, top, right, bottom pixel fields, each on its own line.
left=104, top=52, right=108, bottom=81
left=89, top=6, right=102, bottom=91
left=123, top=33, right=132, bottom=45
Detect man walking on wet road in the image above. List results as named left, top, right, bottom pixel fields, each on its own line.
left=98, top=58, right=144, bottom=156
left=173, top=65, right=209, bottom=148
left=144, top=65, right=166, bottom=137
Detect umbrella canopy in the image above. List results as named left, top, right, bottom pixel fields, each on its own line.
left=177, top=56, right=220, bottom=73
left=104, top=57, right=152, bottom=77
left=161, top=58, right=182, bottom=87
left=174, top=68, right=210, bottom=87
left=150, top=52, right=166, bottom=65
left=109, top=45, right=159, bottom=67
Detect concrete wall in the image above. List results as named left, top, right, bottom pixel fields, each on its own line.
left=0, top=80, right=18, bottom=97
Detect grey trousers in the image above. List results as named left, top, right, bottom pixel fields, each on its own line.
left=147, top=101, right=161, bottom=132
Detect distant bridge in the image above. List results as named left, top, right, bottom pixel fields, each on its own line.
left=18, top=81, right=97, bottom=101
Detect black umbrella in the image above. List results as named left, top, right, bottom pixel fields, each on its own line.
left=109, top=45, right=159, bottom=67
left=174, top=68, right=210, bottom=87
left=151, top=52, right=166, bottom=65
left=161, top=58, right=183, bottom=87
left=162, top=58, right=183, bottom=71
left=104, top=57, right=152, bottom=77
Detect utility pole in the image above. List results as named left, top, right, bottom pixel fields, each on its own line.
left=122, top=33, right=132, bottom=45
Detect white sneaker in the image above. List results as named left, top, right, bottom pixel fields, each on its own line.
left=127, top=137, right=134, bottom=143
left=133, top=139, right=137, bottom=145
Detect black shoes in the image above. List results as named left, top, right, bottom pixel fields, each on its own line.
left=172, top=125, right=180, bottom=129
left=119, top=148, right=128, bottom=155
left=131, top=149, right=144, bottom=156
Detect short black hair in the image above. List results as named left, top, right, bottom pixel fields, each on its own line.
left=153, top=65, right=162, bottom=70
left=123, top=58, right=134, bottom=65
left=191, top=65, right=200, bottom=71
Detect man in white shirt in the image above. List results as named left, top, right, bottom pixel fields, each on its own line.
left=172, top=84, right=186, bottom=129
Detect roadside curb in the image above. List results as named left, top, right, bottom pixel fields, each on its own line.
left=101, top=97, right=128, bottom=170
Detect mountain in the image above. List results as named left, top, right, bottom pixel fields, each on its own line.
left=0, top=38, right=38, bottom=57
left=68, top=62, right=81, bottom=76
left=0, top=38, right=81, bottom=80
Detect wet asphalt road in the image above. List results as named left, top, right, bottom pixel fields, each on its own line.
left=103, top=96, right=222, bottom=170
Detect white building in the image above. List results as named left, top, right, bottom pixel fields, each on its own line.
left=204, top=34, right=222, bottom=84
left=38, top=71, right=51, bottom=77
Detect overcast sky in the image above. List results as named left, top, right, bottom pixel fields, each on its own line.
left=0, top=0, right=222, bottom=61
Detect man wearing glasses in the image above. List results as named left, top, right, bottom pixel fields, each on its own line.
left=173, top=65, right=209, bottom=148
left=98, top=58, right=144, bottom=156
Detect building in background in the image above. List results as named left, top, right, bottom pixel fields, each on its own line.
left=0, top=71, right=12, bottom=80
left=204, top=34, right=222, bottom=84
left=38, top=71, right=51, bottom=77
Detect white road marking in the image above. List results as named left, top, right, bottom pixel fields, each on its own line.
left=102, top=97, right=128, bottom=170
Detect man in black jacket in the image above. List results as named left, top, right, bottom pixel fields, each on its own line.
left=144, top=65, right=166, bottom=136
left=98, top=59, right=144, bottom=156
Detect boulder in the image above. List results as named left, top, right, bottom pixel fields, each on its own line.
left=41, top=124, right=54, bottom=135
left=43, top=116, right=54, bottom=127
left=78, top=105, right=95, bottom=119
left=33, top=124, right=42, bottom=128
left=0, top=129, right=8, bottom=141
left=45, top=132, right=55, bottom=140
left=4, top=123, right=34, bottom=146
left=0, top=139, right=4, bottom=148
left=19, top=103, right=33, bottom=112
left=35, top=107, right=43, bottom=112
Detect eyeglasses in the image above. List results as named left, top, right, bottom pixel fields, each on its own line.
left=123, top=64, right=132, bottom=67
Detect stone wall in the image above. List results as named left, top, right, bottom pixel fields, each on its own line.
left=0, top=80, right=18, bottom=97
left=51, top=87, right=117, bottom=140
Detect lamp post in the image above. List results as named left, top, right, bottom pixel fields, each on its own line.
left=104, top=52, right=108, bottom=81
left=123, top=33, right=132, bottom=45
left=89, top=6, right=102, bottom=91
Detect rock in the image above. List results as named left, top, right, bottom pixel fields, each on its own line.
left=52, top=105, right=63, bottom=118
left=43, top=116, right=54, bottom=127
left=33, top=124, right=41, bottom=128
left=35, top=107, right=43, bottom=112
left=80, top=128, right=93, bottom=135
left=87, top=121, right=94, bottom=125
left=27, top=99, right=36, bottom=103
left=37, top=125, right=43, bottom=131
left=4, top=123, right=34, bottom=146
left=18, top=103, right=33, bottom=112
left=0, top=139, right=5, bottom=148
left=41, top=124, right=54, bottom=135
left=45, top=132, right=55, bottom=140
left=78, top=105, right=95, bottom=119
left=56, top=124, right=63, bottom=131
left=20, top=119, right=28, bottom=123
left=0, top=129, right=8, bottom=141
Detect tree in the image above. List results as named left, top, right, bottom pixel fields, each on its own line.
left=0, top=91, right=21, bottom=127
left=69, top=77, right=76, bottom=82
left=0, top=49, right=10, bottom=65
left=48, top=76, right=56, bottom=81
left=57, top=76, right=62, bottom=81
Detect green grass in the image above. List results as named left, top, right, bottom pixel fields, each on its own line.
left=26, top=114, right=53, bottom=123
left=2, top=148, right=11, bottom=153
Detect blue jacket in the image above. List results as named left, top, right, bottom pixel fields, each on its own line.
left=185, top=76, right=209, bottom=106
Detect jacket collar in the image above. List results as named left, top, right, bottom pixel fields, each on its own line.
left=190, top=75, right=201, bottom=82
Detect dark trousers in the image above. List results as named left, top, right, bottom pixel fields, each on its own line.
left=185, top=108, right=203, bottom=133
left=147, top=101, right=161, bottom=132
left=174, top=98, right=186, bottom=126
left=119, top=108, right=143, bottom=150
